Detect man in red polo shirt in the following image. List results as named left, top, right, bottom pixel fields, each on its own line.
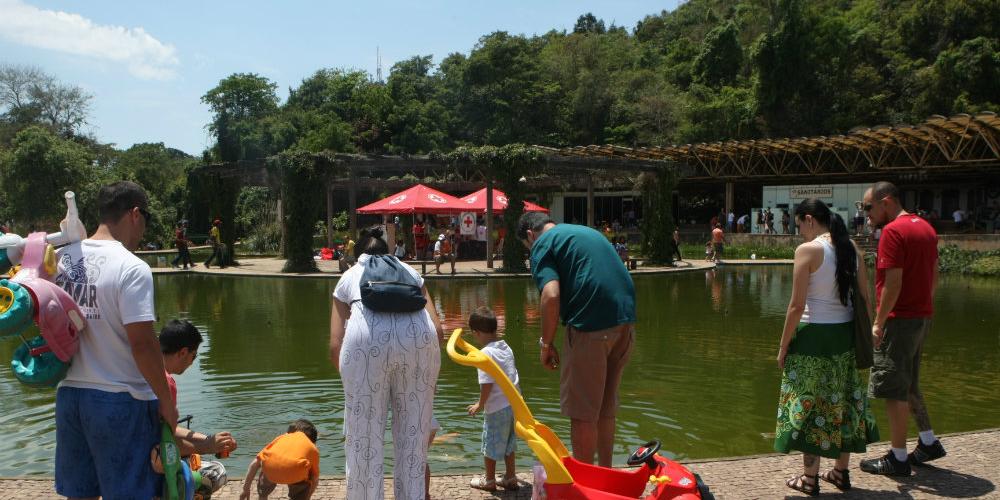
left=860, top=181, right=945, bottom=477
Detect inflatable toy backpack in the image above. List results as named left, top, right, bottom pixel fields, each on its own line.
left=0, top=192, right=88, bottom=387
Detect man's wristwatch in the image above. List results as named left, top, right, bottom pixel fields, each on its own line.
left=538, top=337, right=552, bottom=349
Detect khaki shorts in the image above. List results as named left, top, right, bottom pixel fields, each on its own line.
left=560, top=324, right=635, bottom=422
left=258, top=473, right=311, bottom=500
left=868, top=317, right=931, bottom=401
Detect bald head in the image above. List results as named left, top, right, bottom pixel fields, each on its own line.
left=872, top=181, right=899, bottom=203
left=865, top=181, right=902, bottom=228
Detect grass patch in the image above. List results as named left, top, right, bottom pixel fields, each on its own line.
left=679, top=244, right=795, bottom=260
left=940, top=245, right=1000, bottom=276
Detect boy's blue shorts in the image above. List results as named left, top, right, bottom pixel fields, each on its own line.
left=55, top=386, right=162, bottom=499
left=481, top=406, right=517, bottom=461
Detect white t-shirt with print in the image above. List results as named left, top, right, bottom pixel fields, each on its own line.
left=55, top=239, right=157, bottom=400
left=477, top=340, right=520, bottom=414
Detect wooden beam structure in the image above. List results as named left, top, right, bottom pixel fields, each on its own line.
left=538, top=112, right=1000, bottom=183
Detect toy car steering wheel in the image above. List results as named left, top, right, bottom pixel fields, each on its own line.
left=627, top=440, right=662, bottom=469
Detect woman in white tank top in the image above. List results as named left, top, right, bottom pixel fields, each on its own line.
left=774, top=199, right=879, bottom=496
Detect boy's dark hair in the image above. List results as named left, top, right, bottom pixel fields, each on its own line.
left=159, top=319, right=203, bottom=354
left=289, top=418, right=318, bottom=443
left=469, top=306, right=497, bottom=334
left=98, top=181, right=149, bottom=224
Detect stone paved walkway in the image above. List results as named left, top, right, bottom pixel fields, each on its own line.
left=2, top=429, right=995, bottom=499
left=149, top=257, right=716, bottom=279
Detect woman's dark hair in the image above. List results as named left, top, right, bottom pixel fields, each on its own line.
left=288, top=418, right=318, bottom=443
left=355, top=226, right=389, bottom=258
left=794, top=198, right=856, bottom=306
left=159, top=319, right=203, bottom=354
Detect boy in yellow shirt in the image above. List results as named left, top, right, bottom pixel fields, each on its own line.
left=240, top=419, right=320, bottom=500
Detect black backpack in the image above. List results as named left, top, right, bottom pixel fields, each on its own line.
left=358, top=254, right=427, bottom=313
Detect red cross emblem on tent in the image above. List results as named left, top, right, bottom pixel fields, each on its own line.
left=460, top=212, right=476, bottom=235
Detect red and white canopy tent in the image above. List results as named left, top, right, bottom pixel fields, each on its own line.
left=355, top=184, right=465, bottom=214
left=458, top=188, right=549, bottom=214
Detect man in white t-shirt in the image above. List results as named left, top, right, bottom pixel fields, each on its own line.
left=54, top=181, right=177, bottom=498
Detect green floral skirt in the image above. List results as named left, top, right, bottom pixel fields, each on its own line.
left=774, top=321, right=879, bottom=458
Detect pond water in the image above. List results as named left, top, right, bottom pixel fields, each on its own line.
left=1, top=266, right=997, bottom=476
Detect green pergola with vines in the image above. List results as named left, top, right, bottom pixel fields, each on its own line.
left=198, top=144, right=676, bottom=273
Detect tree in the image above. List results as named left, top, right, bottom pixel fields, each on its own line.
left=913, top=36, right=1000, bottom=116
left=461, top=32, right=561, bottom=145
left=286, top=69, right=389, bottom=152
left=0, top=64, right=92, bottom=141
left=386, top=55, right=451, bottom=153
left=202, top=73, right=280, bottom=161
left=693, top=21, right=743, bottom=87
left=0, top=125, right=94, bottom=227
left=574, top=13, right=606, bottom=35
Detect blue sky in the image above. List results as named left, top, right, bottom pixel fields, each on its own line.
left=0, top=0, right=683, bottom=156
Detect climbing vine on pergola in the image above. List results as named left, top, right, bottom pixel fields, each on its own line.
left=637, top=167, right=677, bottom=265
left=268, top=150, right=336, bottom=273
left=447, top=144, right=543, bottom=272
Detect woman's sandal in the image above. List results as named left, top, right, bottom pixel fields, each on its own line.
left=470, top=476, right=497, bottom=491
left=785, top=474, right=819, bottom=496
left=820, top=468, right=852, bottom=491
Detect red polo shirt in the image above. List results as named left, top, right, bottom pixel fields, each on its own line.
left=876, top=213, right=938, bottom=318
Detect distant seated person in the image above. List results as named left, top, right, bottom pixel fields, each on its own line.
left=434, top=232, right=457, bottom=274
left=320, top=247, right=335, bottom=261
left=160, top=319, right=236, bottom=496
left=339, top=237, right=356, bottom=272
left=240, top=419, right=320, bottom=500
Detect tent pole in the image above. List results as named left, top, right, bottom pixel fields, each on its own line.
left=349, top=166, right=358, bottom=239
left=486, top=178, right=494, bottom=269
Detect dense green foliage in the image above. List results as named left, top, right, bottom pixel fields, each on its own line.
left=638, top=169, right=678, bottom=264
left=268, top=151, right=332, bottom=272
left=4, top=1, right=999, bottom=258
left=196, top=1, right=1000, bottom=161
left=679, top=243, right=796, bottom=260
left=0, top=66, right=198, bottom=246
left=938, top=245, right=1000, bottom=276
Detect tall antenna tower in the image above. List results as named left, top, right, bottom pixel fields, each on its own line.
left=376, top=46, right=383, bottom=82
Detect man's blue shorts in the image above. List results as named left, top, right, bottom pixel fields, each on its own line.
left=481, top=405, right=517, bottom=461
left=55, top=386, right=162, bottom=499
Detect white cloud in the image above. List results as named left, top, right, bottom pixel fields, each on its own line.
left=0, top=0, right=179, bottom=80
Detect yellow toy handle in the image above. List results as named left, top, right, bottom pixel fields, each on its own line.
left=446, top=328, right=573, bottom=484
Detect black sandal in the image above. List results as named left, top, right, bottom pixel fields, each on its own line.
left=820, top=468, right=852, bottom=491
left=785, top=474, right=819, bottom=496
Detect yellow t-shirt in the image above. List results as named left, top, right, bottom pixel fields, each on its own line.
left=257, top=431, right=320, bottom=484
left=209, top=226, right=221, bottom=243
left=345, top=239, right=355, bottom=254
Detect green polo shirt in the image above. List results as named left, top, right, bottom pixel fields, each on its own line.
left=529, top=224, right=636, bottom=331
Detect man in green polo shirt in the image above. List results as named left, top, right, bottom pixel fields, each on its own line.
left=518, top=212, right=636, bottom=467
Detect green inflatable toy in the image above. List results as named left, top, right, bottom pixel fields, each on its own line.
left=159, top=421, right=203, bottom=500
left=11, top=336, right=68, bottom=387
left=0, top=279, right=33, bottom=338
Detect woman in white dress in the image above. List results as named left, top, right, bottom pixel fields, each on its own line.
left=330, top=227, right=444, bottom=500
